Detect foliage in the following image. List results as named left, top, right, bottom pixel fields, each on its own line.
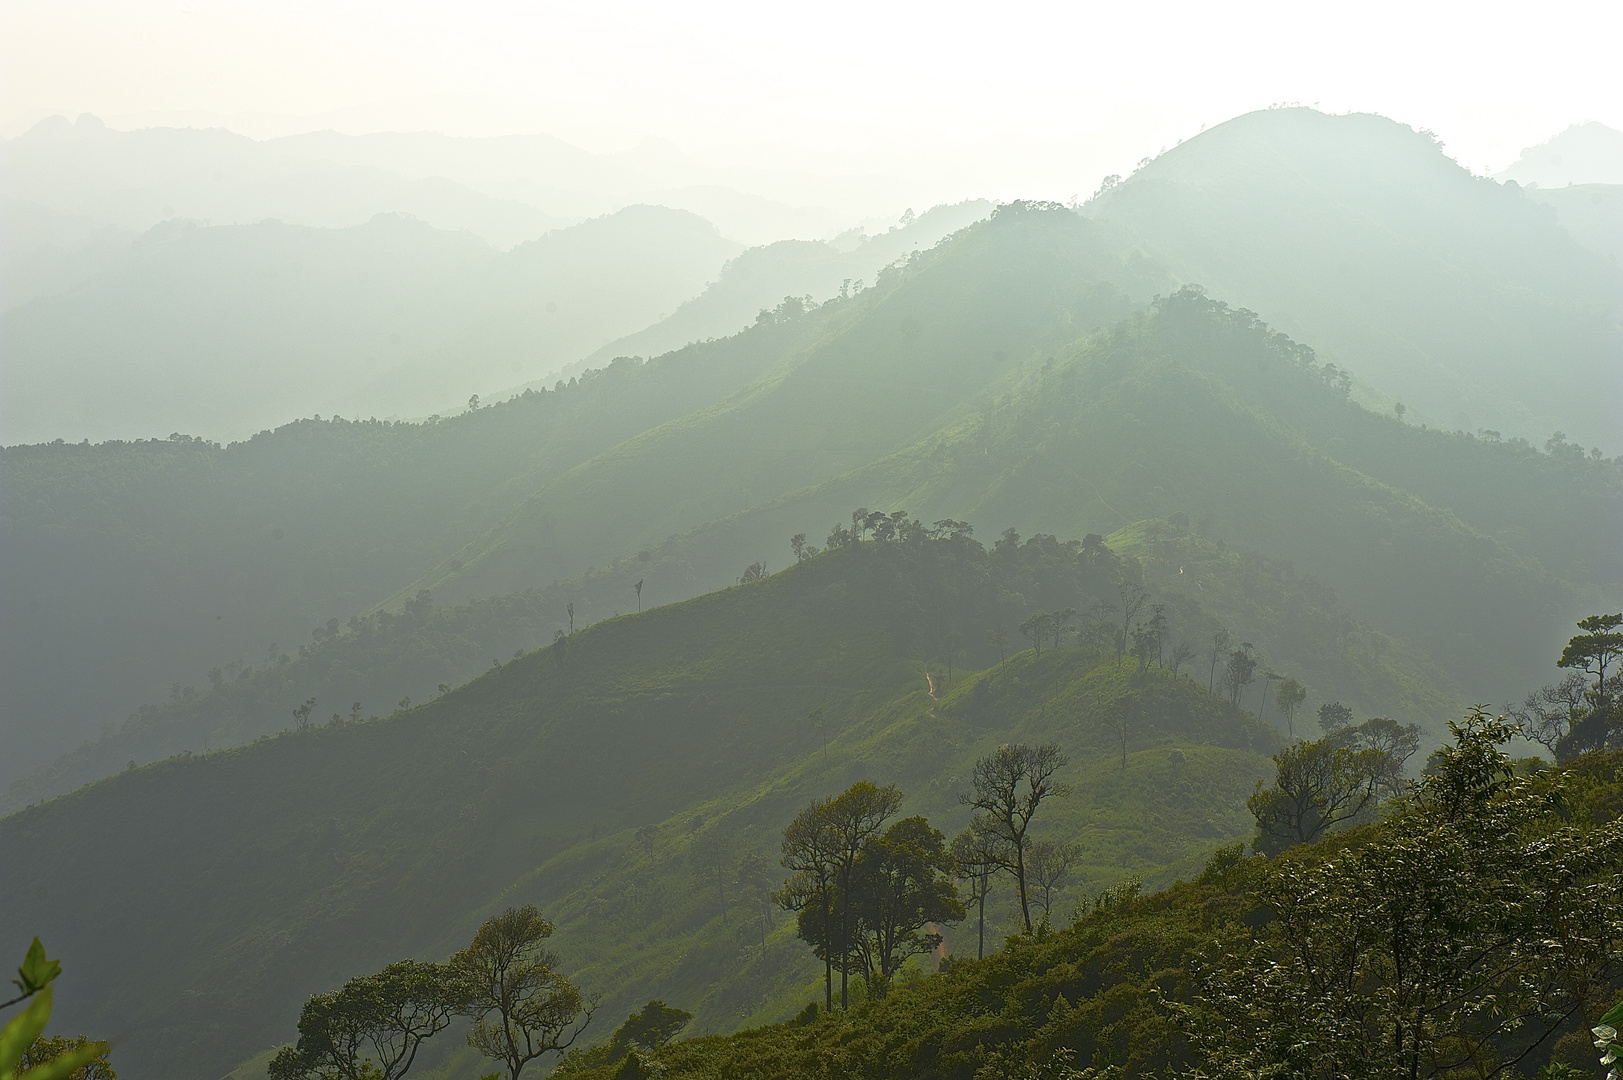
left=452, top=907, right=596, bottom=1080
left=268, top=959, right=458, bottom=1080
left=1, top=939, right=112, bottom=1080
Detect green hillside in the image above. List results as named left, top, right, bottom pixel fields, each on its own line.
left=7, top=205, right=1617, bottom=797
left=0, top=307, right=829, bottom=782
left=3, top=530, right=1283, bottom=1080
left=1087, top=107, right=1623, bottom=450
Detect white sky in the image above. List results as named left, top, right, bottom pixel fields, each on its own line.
left=5, top=0, right=1622, bottom=202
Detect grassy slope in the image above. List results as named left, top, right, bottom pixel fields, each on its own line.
left=4, top=540, right=1280, bottom=1080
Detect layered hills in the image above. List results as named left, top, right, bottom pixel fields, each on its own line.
left=5, top=198, right=1619, bottom=796
left=1086, top=108, right=1623, bottom=449
left=0, top=205, right=741, bottom=444
left=4, top=108, right=1623, bottom=1080
left=3, top=528, right=1288, bottom=1080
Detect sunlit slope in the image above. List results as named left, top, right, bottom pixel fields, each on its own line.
left=1, top=539, right=1276, bottom=1080
left=0, top=311, right=826, bottom=783
left=1088, top=107, right=1623, bottom=449
left=402, top=205, right=1152, bottom=606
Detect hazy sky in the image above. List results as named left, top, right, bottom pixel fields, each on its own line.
left=6, top=0, right=1622, bottom=202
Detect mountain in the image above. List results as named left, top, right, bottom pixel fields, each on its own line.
left=1, top=529, right=1291, bottom=1080
left=0, top=305, right=828, bottom=783
left=1525, top=183, right=1623, bottom=267
left=0, top=114, right=564, bottom=250
left=1496, top=121, right=1623, bottom=187
left=570, top=201, right=994, bottom=373
left=7, top=207, right=1617, bottom=804
left=0, top=205, right=740, bottom=444
left=1086, top=108, right=1623, bottom=450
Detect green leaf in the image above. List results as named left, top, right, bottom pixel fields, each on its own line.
left=0, top=988, right=53, bottom=1079
left=14, top=1040, right=110, bottom=1080
left=15, top=941, right=60, bottom=997
left=1603, top=999, right=1623, bottom=1030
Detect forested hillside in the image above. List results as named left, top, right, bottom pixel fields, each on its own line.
left=3, top=531, right=1286, bottom=1079
left=6, top=202, right=1618, bottom=798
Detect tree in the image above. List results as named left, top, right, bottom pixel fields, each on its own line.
left=1207, top=628, right=1231, bottom=691
left=1169, top=640, right=1197, bottom=679
left=451, top=907, right=595, bottom=1080
left=1509, top=672, right=1588, bottom=758
left=789, top=533, right=818, bottom=562
left=292, top=697, right=317, bottom=731
left=1186, top=709, right=1623, bottom=1079
left=1554, top=613, right=1623, bottom=756
left=1, top=938, right=112, bottom=1080
left=692, top=832, right=733, bottom=924
left=1026, top=838, right=1083, bottom=917
left=950, top=823, right=1008, bottom=960
left=1019, top=612, right=1053, bottom=658
left=607, top=1001, right=690, bottom=1055
left=738, top=561, right=767, bottom=584
left=15, top=1036, right=116, bottom=1080
left=633, top=579, right=643, bottom=612
left=1318, top=700, right=1353, bottom=733
left=1222, top=644, right=1258, bottom=706
left=776, top=795, right=842, bottom=1012
left=1258, top=670, right=1283, bottom=723
left=269, top=960, right=459, bottom=1080
left=1274, top=677, right=1307, bottom=736
left=1115, top=578, right=1149, bottom=660
left=634, top=825, right=659, bottom=859
left=961, top=744, right=1071, bottom=933
left=824, top=782, right=902, bottom=1007
left=1248, top=737, right=1389, bottom=855
left=1558, top=613, right=1623, bottom=693
left=846, top=817, right=963, bottom=995
left=986, top=626, right=1009, bottom=666
left=735, top=852, right=776, bottom=956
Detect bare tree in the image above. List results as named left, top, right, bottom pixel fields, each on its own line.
left=1508, top=672, right=1589, bottom=757
left=949, top=822, right=1008, bottom=959
left=1026, top=839, right=1084, bottom=917
left=1169, top=640, right=1197, bottom=679
left=960, top=744, right=1071, bottom=933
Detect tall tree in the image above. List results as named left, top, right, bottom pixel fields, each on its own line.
left=1248, top=736, right=1390, bottom=855
left=1274, top=677, right=1307, bottom=737
left=824, top=781, right=903, bottom=1007
left=775, top=795, right=842, bottom=1012
left=1207, top=628, right=1231, bottom=692
left=269, top=960, right=459, bottom=1080
left=1223, top=644, right=1259, bottom=706
left=961, top=744, right=1071, bottom=933
left=949, top=823, right=1007, bottom=960
left=451, top=907, right=595, bottom=1080
left=846, top=817, right=963, bottom=995
left=1116, top=578, right=1149, bottom=660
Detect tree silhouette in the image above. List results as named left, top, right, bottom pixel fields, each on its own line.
left=961, top=744, right=1070, bottom=933
left=452, top=907, right=595, bottom=1080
